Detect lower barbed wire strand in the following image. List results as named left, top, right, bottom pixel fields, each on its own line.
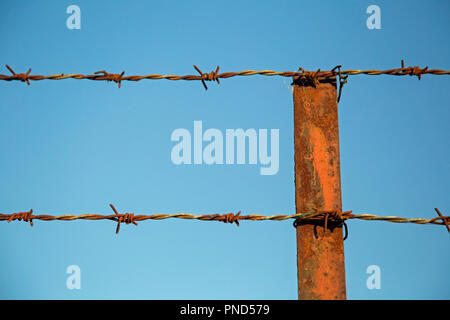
left=0, top=208, right=448, bottom=234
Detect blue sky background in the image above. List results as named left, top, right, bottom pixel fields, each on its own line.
left=0, top=0, right=449, bottom=299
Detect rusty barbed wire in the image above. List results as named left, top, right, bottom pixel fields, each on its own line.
left=0, top=60, right=448, bottom=90
left=0, top=205, right=448, bottom=235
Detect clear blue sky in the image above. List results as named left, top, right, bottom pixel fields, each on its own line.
left=0, top=0, right=449, bottom=299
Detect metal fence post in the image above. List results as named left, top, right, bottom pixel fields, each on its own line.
left=293, top=76, right=347, bottom=300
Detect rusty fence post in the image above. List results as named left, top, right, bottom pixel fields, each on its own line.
left=292, top=76, right=346, bottom=300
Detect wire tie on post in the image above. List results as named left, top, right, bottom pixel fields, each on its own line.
left=296, top=67, right=321, bottom=87
left=324, top=210, right=343, bottom=232
left=332, top=65, right=348, bottom=102
left=293, top=210, right=348, bottom=239
left=343, top=222, right=348, bottom=240
left=310, top=69, right=321, bottom=87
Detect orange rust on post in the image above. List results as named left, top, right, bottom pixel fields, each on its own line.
left=292, top=76, right=346, bottom=300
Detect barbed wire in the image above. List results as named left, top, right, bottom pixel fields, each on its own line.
left=0, top=205, right=448, bottom=235
left=1, top=60, right=449, bottom=236
left=0, top=60, right=448, bottom=90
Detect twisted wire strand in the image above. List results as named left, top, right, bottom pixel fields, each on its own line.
left=0, top=206, right=448, bottom=234
left=1, top=60, right=448, bottom=89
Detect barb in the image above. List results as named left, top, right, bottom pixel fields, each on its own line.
left=1, top=61, right=448, bottom=89
left=220, top=211, right=241, bottom=226
left=193, top=65, right=220, bottom=90
left=0, top=206, right=448, bottom=235
left=93, top=70, right=125, bottom=88
left=7, top=209, right=33, bottom=227
left=434, top=208, right=450, bottom=233
left=109, top=204, right=138, bottom=234
left=400, top=59, right=428, bottom=80
left=5, top=65, right=32, bottom=85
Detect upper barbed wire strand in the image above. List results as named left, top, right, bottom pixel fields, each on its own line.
left=1, top=60, right=449, bottom=89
